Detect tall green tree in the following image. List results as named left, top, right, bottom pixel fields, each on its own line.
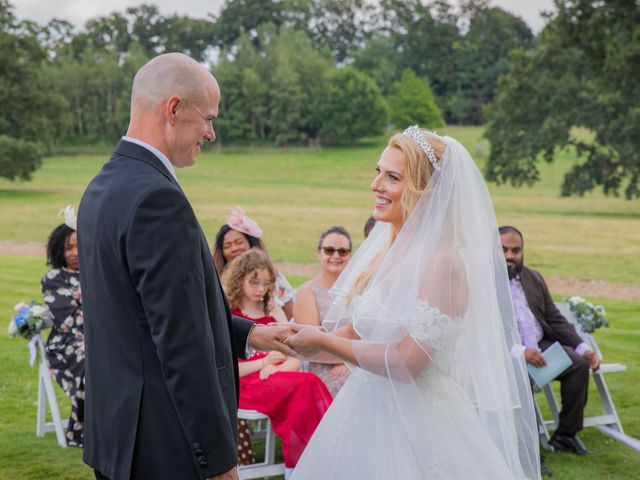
left=485, top=0, right=640, bottom=198
left=0, top=0, right=67, bottom=180
left=450, top=2, right=533, bottom=123
left=352, top=33, right=398, bottom=95
left=215, top=26, right=330, bottom=144
left=388, top=69, right=443, bottom=129
left=312, top=67, right=388, bottom=143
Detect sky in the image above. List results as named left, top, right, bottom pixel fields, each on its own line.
left=13, top=0, right=555, bottom=33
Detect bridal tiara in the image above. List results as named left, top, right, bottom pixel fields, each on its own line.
left=403, top=125, right=441, bottom=172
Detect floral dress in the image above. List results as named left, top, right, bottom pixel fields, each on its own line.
left=41, top=269, right=84, bottom=447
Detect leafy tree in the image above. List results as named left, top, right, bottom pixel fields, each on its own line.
left=352, top=33, right=398, bottom=95
left=45, top=41, right=149, bottom=141
left=211, top=0, right=293, bottom=50
left=388, top=69, right=443, bottom=129
left=305, top=0, right=371, bottom=63
left=0, top=135, right=40, bottom=180
left=451, top=3, right=533, bottom=123
left=485, top=0, right=640, bottom=198
left=377, top=0, right=460, bottom=100
left=0, top=0, right=67, bottom=180
left=159, top=15, right=215, bottom=61
left=313, top=67, right=388, bottom=144
left=215, top=27, right=330, bottom=144
left=213, top=37, right=267, bottom=142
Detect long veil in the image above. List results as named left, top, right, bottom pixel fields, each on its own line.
left=323, top=136, right=540, bottom=479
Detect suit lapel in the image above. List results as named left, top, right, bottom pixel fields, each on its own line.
left=113, top=140, right=181, bottom=189
left=520, top=267, right=548, bottom=330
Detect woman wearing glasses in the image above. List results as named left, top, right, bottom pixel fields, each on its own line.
left=224, top=248, right=332, bottom=478
left=293, top=226, right=352, bottom=397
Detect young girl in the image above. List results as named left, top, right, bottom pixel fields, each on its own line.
left=213, top=207, right=296, bottom=318
left=224, top=248, right=332, bottom=478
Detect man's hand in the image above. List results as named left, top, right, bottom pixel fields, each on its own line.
left=209, top=466, right=239, bottom=480
left=583, top=349, right=600, bottom=371
left=284, top=323, right=327, bottom=358
left=524, top=347, right=546, bottom=367
left=248, top=324, right=297, bottom=357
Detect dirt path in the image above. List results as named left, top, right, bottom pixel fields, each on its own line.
left=1, top=241, right=638, bottom=301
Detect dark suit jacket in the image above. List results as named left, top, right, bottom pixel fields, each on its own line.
left=519, top=266, right=582, bottom=349
left=78, top=140, right=254, bottom=480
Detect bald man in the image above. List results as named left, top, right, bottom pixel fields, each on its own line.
left=78, top=53, right=294, bottom=480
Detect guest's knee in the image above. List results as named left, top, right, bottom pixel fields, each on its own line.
left=571, top=355, right=590, bottom=380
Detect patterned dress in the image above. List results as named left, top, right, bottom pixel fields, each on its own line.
left=302, top=280, right=351, bottom=397
left=41, top=268, right=84, bottom=447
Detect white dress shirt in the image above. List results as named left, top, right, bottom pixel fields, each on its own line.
left=509, top=276, right=590, bottom=359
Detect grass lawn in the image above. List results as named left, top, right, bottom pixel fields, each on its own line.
left=0, top=125, right=638, bottom=282
left=0, top=125, right=638, bottom=478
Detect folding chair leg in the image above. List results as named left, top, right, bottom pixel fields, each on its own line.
left=592, top=373, right=624, bottom=433
left=534, top=397, right=553, bottom=450
left=38, top=361, right=67, bottom=448
left=264, top=418, right=277, bottom=465
left=36, top=368, right=47, bottom=437
left=543, top=385, right=560, bottom=428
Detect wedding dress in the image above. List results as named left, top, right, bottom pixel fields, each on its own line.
left=291, top=135, right=540, bottom=479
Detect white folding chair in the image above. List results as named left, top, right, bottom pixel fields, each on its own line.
left=237, top=409, right=285, bottom=479
left=535, top=303, right=640, bottom=453
left=35, top=337, right=68, bottom=447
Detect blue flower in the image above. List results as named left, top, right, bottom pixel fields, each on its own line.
left=13, top=307, right=31, bottom=328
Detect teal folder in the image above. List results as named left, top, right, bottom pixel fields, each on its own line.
left=527, top=341, right=573, bottom=389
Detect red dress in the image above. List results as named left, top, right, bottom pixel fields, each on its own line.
left=233, top=309, right=333, bottom=468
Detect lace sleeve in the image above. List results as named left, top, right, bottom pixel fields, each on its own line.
left=408, top=300, right=462, bottom=352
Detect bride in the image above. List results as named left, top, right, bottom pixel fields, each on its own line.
left=286, top=127, right=541, bottom=479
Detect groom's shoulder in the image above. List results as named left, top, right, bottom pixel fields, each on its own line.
left=98, top=146, right=176, bottom=192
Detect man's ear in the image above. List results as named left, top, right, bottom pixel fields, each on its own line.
left=165, top=96, right=183, bottom=125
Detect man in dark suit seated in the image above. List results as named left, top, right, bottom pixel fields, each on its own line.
left=78, top=53, right=295, bottom=480
left=499, top=226, right=600, bottom=456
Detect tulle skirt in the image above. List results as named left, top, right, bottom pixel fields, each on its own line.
left=291, top=367, right=521, bottom=479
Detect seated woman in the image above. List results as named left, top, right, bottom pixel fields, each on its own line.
left=224, top=249, right=332, bottom=478
left=41, top=206, right=84, bottom=447
left=293, top=226, right=352, bottom=397
left=213, top=207, right=295, bottom=319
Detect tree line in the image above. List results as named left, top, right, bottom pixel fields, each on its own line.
left=1, top=0, right=638, bottom=197
left=0, top=1, right=530, bottom=155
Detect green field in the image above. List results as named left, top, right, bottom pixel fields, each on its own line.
left=0, top=126, right=638, bottom=478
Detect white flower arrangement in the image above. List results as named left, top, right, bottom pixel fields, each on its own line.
left=7, top=301, right=54, bottom=340
left=566, top=296, right=609, bottom=334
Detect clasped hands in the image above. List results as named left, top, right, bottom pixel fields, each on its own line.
left=247, top=322, right=327, bottom=359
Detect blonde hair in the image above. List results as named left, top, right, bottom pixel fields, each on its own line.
left=224, top=248, right=277, bottom=315
left=348, top=129, right=446, bottom=300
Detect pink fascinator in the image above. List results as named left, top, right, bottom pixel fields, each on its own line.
left=226, top=207, right=263, bottom=239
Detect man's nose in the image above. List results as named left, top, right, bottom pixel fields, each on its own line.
left=205, top=125, right=215, bottom=142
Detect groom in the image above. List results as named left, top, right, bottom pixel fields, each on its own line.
left=78, top=53, right=295, bottom=480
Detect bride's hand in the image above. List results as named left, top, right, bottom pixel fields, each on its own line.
left=284, top=324, right=326, bottom=358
